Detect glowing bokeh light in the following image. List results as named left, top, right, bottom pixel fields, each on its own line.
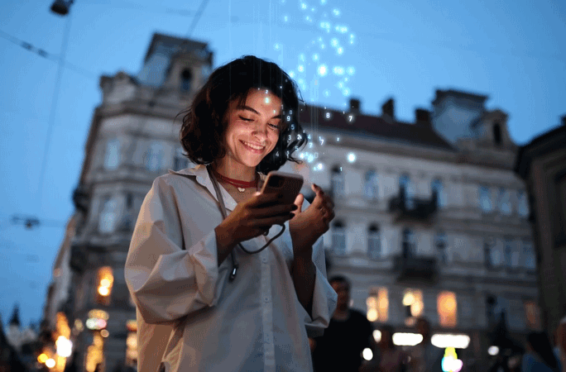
left=362, top=348, right=373, bottom=361
left=46, top=359, right=56, bottom=369
left=392, top=333, right=423, bottom=346
left=488, top=346, right=499, bottom=356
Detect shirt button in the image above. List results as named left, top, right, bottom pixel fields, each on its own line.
left=262, top=257, right=268, bottom=263
left=264, top=297, right=270, bottom=303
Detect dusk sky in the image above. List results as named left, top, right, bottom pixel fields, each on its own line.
left=1, top=0, right=565, bottom=326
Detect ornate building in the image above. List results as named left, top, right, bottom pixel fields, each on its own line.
left=49, top=32, right=539, bottom=372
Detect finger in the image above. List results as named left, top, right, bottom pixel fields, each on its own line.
left=253, top=203, right=297, bottom=218
left=253, top=213, right=294, bottom=228
left=248, top=191, right=282, bottom=207
left=294, top=193, right=304, bottom=213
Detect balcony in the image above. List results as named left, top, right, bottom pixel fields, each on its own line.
left=388, top=188, right=438, bottom=220
left=393, top=254, right=437, bottom=281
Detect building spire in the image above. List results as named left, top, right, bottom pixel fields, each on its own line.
left=9, top=304, right=21, bottom=328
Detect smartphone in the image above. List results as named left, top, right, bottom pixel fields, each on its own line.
left=260, top=171, right=304, bottom=205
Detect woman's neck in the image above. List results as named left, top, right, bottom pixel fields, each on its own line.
left=213, top=158, right=256, bottom=182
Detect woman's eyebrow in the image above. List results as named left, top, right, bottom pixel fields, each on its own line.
left=236, top=105, right=282, bottom=119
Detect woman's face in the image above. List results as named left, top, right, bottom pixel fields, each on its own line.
left=222, top=88, right=283, bottom=169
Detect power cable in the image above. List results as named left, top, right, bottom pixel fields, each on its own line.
left=36, top=14, right=73, bottom=211
left=186, top=0, right=210, bottom=37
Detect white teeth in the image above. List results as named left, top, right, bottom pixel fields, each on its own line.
left=243, top=141, right=264, bottom=150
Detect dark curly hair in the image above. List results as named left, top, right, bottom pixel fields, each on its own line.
left=180, top=55, right=307, bottom=174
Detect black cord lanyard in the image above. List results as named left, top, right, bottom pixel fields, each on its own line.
left=206, top=165, right=286, bottom=281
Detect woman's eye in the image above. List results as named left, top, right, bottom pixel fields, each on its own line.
left=239, top=116, right=253, bottom=122
left=269, top=124, right=281, bottom=131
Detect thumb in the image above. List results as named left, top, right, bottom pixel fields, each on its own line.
left=294, top=193, right=304, bottom=213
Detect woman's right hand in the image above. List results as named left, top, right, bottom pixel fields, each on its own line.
left=214, top=192, right=297, bottom=263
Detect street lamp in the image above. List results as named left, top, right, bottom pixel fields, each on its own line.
left=50, top=0, right=74, bottom=16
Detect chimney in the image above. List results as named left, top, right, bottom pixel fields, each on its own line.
left=415, top=108, right=431, bottom=127
left=349, top=98, right=361, bottom=113
left=562, top=114, right=566, bottom=126
left=381, top=98, right=394, bottom=118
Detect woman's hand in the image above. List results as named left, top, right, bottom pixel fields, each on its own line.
left=215, top=192, right=297, bottom=260
left=289, top=183, right=335, bottom=259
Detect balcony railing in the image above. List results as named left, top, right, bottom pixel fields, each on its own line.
left=388, top=188, right=438, bottom=220
left=393, top=254, right=437, bottom=281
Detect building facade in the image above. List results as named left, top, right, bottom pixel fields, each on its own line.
left=515, top=116, right=566, bottom=338
left=50, top=33, right=539, bottom=372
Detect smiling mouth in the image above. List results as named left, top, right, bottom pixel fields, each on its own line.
left=241, top=140, right=265, bottom=153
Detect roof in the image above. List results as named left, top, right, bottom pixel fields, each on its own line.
left=515, top=122, right=566, bottom=178
left=143, top=33, right=209, bottom=64
left=432, top=89, right=488, bottom=106
left=298, top=104, right=455, bottom=150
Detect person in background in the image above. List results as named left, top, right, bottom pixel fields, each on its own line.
left=522, top=331, right=562, bottom=372
left=310, top=275, right=375, bottom=372
left=374, top=325, right=406, bottom=372
left=407, top=317, right=443, bottom=372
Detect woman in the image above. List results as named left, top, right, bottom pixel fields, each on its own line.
left=125, top=56, right=337, bottom=372
left=522, top=332, right=562, bottom=372
left=375, top=325, right=405, bottom=372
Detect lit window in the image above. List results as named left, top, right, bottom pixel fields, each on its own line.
left=479, top=186, right=493, bottom=213
left=402, top=229, right=417, bottom=258
left=367, top=225, right=381, bottom=259
left=403, top=289, right=423, bottom=326
left=85, top=332, right=104, bottom=372
left=399, top=174, right=415, bottom=209
left=145, top=142, right=163, bottom=172
left=104, top=138, right=120, bottom=170
left=126, top=320, right=138, bottom=366
left=435, top=232, right=448, bottom=264
left=498, top=188, right=512, bottom=215
left=431, top=179, right=447, bottom=208
left=523, top=240, right=536, bottom=270
left=364, top=171, right=379, bottom=200
left=517, top=191, right=529, bottom=218
left=437, top=291, right=457, bottom=328
left=504, top=238, right=520, bottom=269
left=99, top=197, right=118, bottom=233
left=181, top=68, right=192, bottom=92
left=524, top=301, right=541, bottom=329
left=331, top=221, right=346, bottom=255
left=366, top=287, right=388, bottom=322
left=174, top=146, right=189, bottom=171
left=331, top=166, right=345, bottom=196
left=95, top=267, right=114, bottom=305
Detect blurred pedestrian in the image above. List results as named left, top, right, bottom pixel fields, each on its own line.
left=407, top=317, right=443, bottom=372
left=125, top=55, right=337, bottom=372
left=556, top=318, right=566, bottom=372
left=310, top=275, right=375, bottom=372
left=373, top=325, right=406, bottom=372
left=522, top=331, right=562, bottom=372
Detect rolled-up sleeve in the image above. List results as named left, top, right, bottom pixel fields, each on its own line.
left=125, top=177, right=220, bottom=325
left=301, top=236, right=337, bottom=338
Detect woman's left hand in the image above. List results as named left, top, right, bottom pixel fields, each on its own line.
left=289, top=183, right=335, bottom=259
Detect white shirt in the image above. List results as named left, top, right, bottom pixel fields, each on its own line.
left=125, top=164, right=337, bottom=372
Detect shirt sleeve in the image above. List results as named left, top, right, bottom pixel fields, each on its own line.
left=301, top=234, right=338, bottom=338
left=125, top=176, right=221, bottom=325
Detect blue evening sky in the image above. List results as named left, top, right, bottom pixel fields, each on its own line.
left=0, top=0, right=565, bottom=326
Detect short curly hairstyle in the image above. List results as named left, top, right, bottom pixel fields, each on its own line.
left=180, top=55, right=307, bottom=174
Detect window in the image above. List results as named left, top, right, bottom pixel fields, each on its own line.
left=95, top=266, right=114, bottom=305
left=99, top=197, right=118, bottom=233
left=331, top=221, right=346, bottom=255
left=523, top=240, right=536, bottom=270
left=367, top=225, right=381, bottom=259
left=181, top=68, right=192, bottom=92
left=524, top=301, right=541, bottom=330
left=331, top=166, right=345, bottom=197
left=403, top=289, right=423, bottom=326
left=517, top=190, right=529, bottom=218
left=504, top=238, right=519, bottom=269
left=366, top=287, right=388, bottom=322
left=437, top=291, right=457, bottom=328
left=498, top=188, right=512, bottom=215
left=493, top=123, right=502, bottom=145
left=104, top=138, right=120, bottom=170
left=431, top=179, right=447, bottom=208
left=174, top=146, right=189, bottom=171
left=479, top=186, right=493, bottom=212
left=435, top=232, right=448, bottom=264
left=402, top=228, right=416, bottom=258
left=364, top=170, right=379, bottom=200
left=484, top=238, right=498, bottom=268
left=399, top=174, right=415, bottom=209
left=145, top=142, right=163, bottom=172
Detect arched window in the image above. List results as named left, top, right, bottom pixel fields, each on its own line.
left=399, top=174, right=415, bottom=209
left=367, top=225, right=381, bottom=258
left=331, top=166, right=345, bottom=197
left=331, top=221, right=346, bottom=255
left=99, top=197, right=118, bottom=233
left=498, top=188, right=512, bottom=215
left=104, top=138, right=120, bottom=170
left=364, top=170, right=379, bottom=200
left=493, top=123, right=502, bottom=145
left=479, top=185, right=493, bottom=213
left=174, top=146, right=189, bottom=171
left=145, top=142, right=163, bottom=172
left=431, top=179, right=446, bottom=208
left=402, top=228, right=416, bottom=258
left=181, top=68, right=192, bottom=92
